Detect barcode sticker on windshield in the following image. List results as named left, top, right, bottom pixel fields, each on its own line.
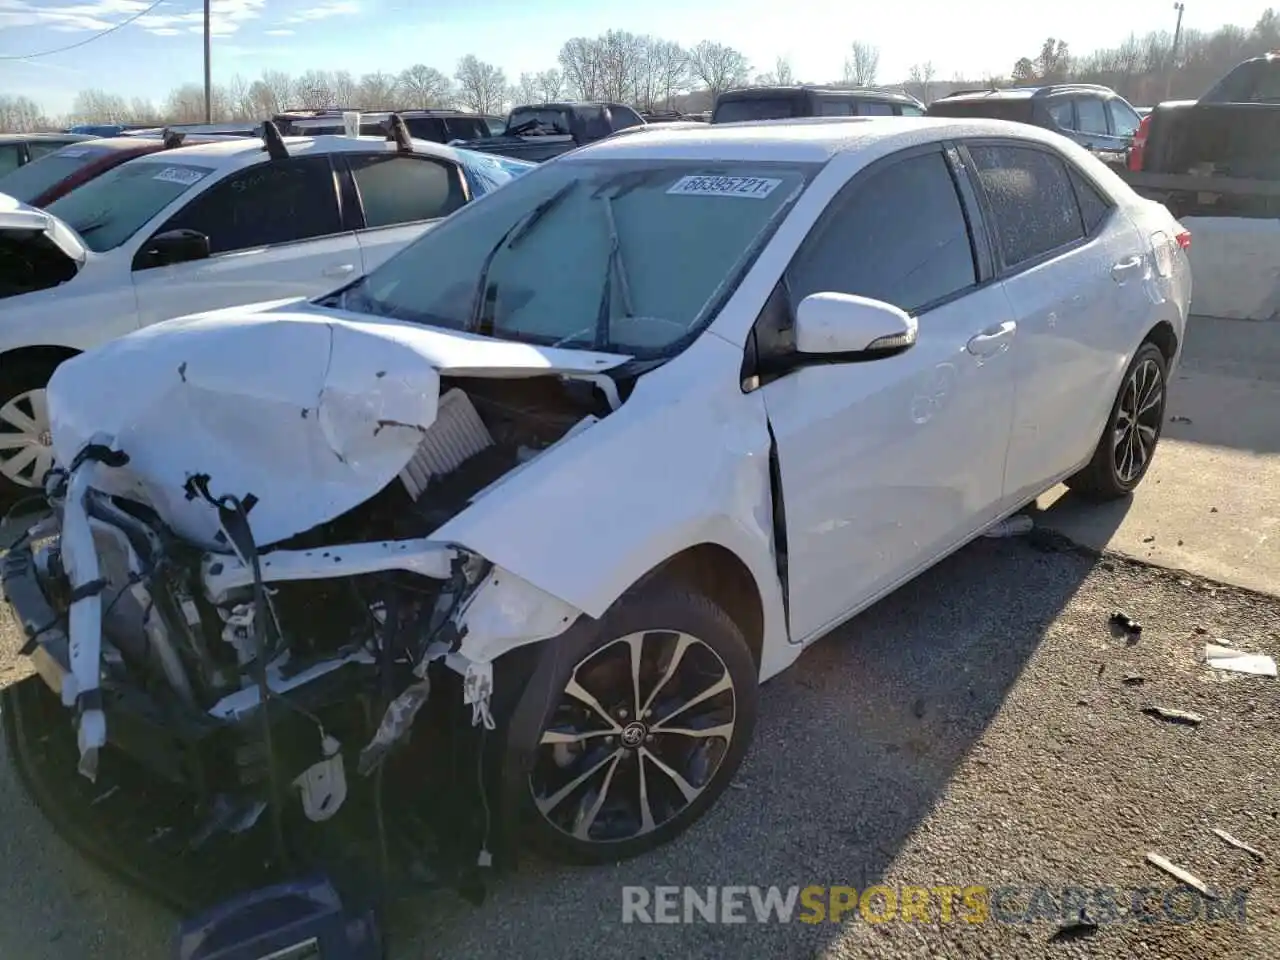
left=59, top=149, right=89, bottom=158
left=152, top=166, right=206, bottom=186
left=667, top=175, right=782, bottom=199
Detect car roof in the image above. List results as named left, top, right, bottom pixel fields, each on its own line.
left=718, top=85, right=917, bottom=103
left=0, top=132, right=98, bottom=143
left=937, top=83, right=1117, bottom=102
left=572, top=115, right=1080, bottom=164
left=116, top=133, right=488, bottom=171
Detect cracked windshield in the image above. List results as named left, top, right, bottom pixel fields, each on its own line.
left=1, top=0, right=1279, bottom=958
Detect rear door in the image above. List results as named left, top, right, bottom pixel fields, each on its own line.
left=960, top=140, right=1151, bottom=503
left=131, top=155, right=359, bottom=326
left=342, top=149, right=469, bottom=273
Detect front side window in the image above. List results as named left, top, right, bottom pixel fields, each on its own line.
left=0, top=145, right=23, bottom=176
left=349, top=154, right=465, bottom=228
left=440, top=117, right=490, bottom=141
left=1075, top=97, right=1109, bottom=135
left=788, top=150, right=977, bottom=315
left=1047, top=100, right=1074, bottom=129
left=154, top=156, right=342, bottom=256
left=45, top=159, right=215, bottom=252
left=404, top=117, right=449, bottom=142
left=27, top=141, right=70, bottom=161
left=820, top=100, right=855, bottom=116
left=332, top=158, right=818, bottom=357
left=1107, top=99, right=1142, bottom=137
left=968, top=143, right=1085, bottom=267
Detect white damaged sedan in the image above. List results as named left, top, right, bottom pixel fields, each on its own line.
left=3, top=117, right=1190, bottom=875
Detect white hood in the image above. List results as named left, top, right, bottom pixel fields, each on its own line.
left=47, top=301, right=631, bottom=548
left=0, top=190, right=86, bottom=264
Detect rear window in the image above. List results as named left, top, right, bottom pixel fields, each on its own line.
left=927, top=98, right=1034, bottom=122
left=506, top=109, right=573, bottom=134
left=1203, top=59, right=1280, bottom=103
left=713, top=97, right=803, bottom=123
left=0, top=146, right=115, bottom=205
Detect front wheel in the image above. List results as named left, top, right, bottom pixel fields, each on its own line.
left=1065, top=340, right=1168, bottom=500
left=0, top=357, right=62, bottom=502
left=502, top=584, right=759, bottom=864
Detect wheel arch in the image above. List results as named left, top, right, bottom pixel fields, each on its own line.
left=0, top=344, right=81, bottom=379
left=1144, top=319, right=1179, bottom=364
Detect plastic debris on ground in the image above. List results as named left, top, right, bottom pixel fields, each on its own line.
left=1211, top=828, right=1265, bottom=862
left=983, top=514, right=1034, bottom=538
left=1141, top=705, right=1205, bottom=726
left=1204, top=643, right=1277, bottom=678
left=1145, top=852, right=1217, bottom=899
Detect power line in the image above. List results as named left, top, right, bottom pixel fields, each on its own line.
left=0, top=0, right=169, bottom=61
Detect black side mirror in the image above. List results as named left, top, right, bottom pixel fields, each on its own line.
left=138, top=229, right=210, bottom=270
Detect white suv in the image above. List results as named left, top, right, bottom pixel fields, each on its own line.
left=0, top=131, right=532, bottom=496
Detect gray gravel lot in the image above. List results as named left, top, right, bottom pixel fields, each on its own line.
left=1, top=535, right=1277, bottom=959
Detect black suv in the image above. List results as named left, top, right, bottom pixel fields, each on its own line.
left=712, top=86, right=925, bottom=123
left=273, top=109, right=502, bottom=143
left=926, top=84, right=1143, bottom=168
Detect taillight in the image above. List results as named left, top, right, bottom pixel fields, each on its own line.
left=1175, top=229, right=1191, bottom=251
left=1128, top=114, right=1151, bottom=171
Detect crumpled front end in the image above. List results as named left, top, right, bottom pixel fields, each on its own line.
left=2, top=307, right=624, bottom=885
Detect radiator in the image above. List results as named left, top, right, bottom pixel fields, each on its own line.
left=398, top=388, right=494, bottom=501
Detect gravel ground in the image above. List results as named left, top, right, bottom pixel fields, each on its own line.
left=0, top=535, right=1277, bottom=959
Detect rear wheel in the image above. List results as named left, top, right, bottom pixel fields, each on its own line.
left=0, top=357, right=62, bottom=501
left=1065, top=341, right=1168, bottom=500
left=502, top=584, right=759, bottom=864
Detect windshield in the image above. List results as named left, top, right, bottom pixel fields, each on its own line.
left=507, top=108, right=572, bottom=135
left=44, top=159, right=215, bottom=252
left=332, top=158, right=817, bottom=357
left=713, top=98, right=803, bottom=123
left=0, top=145, right=115, bottom=205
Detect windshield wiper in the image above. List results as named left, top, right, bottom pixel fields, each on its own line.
left=467, top=181, right=576, bottom=335
left=593, top=193, right=633, bottom=349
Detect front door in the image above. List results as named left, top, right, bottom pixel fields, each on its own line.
left=130, top=155, right=360, bottom=327
left=759, top=146, right=1018, bottom=644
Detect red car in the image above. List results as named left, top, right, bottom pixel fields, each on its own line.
left=0, top=133, right=228, bottom=208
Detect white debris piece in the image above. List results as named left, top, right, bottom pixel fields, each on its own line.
left=1204, top=643, right=1277, bottom=678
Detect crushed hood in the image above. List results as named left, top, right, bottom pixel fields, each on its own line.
left=0, top=190, right=86, bottom=264
left=47, top=300, right=631, bottom=548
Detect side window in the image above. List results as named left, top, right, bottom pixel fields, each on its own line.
left=968, top=143, right=1085, bottom=267
left=787, top=150, right=977, bottom=315
left=405, top=117, right=448, bottom=142
left=155, top=156, right=342, bottom=256
left=27, top=142, right=65, bottom=161
left=1075, top=97, right=1109, bottom=135
left=0, top=144, right=22, bottom=175
left=819, top=99, right=854, bottom=116
left=611, top=106, right=644, bottom=130
left=1047, top=100, right=1074, bottom=130
left=348, top=154, right=465, bottom=228
left=1107, top=99, right=1141, bottom=138
left=858, top=101, right=896, bottom=116
left=899, top=104, right=925, bottom=117
left=1068, top=166, right=1112, bottom=234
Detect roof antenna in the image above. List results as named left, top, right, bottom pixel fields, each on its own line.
left=385, top=113, right=412, bottom=153
left=161, top=127, right=186, bottom=150
left=259, top=119, right=289, bottom=160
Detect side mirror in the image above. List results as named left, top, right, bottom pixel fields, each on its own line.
left=794, top=292, right=917, bottom=360
left=138, top=229, right=210, bottom=269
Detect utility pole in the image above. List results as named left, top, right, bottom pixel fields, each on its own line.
left=199, top=0, right=209, bottom=122
left=1166, top=2, right=1186, bottom=100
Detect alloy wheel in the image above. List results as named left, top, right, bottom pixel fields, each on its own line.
left=1113, top=357, right=1164, bottom=484
left=0, top=389, right=54, bottom=489
left=530, top=630, right=737, bottom=844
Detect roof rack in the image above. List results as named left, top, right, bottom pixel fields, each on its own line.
left=260, top=119, right=289, bottom=160
left=160, top=127, right=186, bottom=149
left=385, top=113, right=413, bottom=153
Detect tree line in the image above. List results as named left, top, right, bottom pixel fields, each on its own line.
left=1, top=9, right=1278, bottom=133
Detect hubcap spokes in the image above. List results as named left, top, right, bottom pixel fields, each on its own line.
left=531, top=630, right=736, bottom=844
left=1113, top=359, right=1163, bottom=484
left=0, top=389, right=54, bottom=488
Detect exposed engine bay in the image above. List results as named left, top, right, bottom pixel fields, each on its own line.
left=3, top=365, right=617, bottom=905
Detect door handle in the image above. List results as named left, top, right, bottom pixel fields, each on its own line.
left=966, top=320, right=1017, bottom=357
left=323, top=263, right=356, bottom=278
left=1111, top=255, right=1143, bottom=282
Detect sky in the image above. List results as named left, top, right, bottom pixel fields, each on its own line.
left=0, top=0, right=1273, bottom=115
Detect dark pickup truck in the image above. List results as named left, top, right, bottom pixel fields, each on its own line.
left=450, top=102, right=646, bottom=162
left=1129, top=52, right=1280, bottom=214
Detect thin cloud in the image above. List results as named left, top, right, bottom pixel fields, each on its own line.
left=0, top=0, right=267, bottom=39
left=264, top=27, right=293, bottom=35
left=283, top=0, right=358, bottom=24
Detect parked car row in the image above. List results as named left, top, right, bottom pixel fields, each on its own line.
left=1, top=107, right=1190, bottom=912
left=1, top=118, right=535, bottom=494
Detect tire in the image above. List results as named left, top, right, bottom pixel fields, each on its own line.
left=0, top=356, right=63, bottom=503
left=1065, top=340, right=1169, bottom=501
left=499, top=582, right=759, bottom=865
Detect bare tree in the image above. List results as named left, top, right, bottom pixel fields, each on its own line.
left=512, top=72, right=540, bottom=106
left=455, top=55, right=507, bottom=114
left=166, top=84, right=211, bottom=122
left=358, top=71, right=398, bottom=108
left=0, top=95, right=48, bottom=132
left=907, top=61, right=936, bottom=102
left=559, top=36, right=605, bottom=100
left=843, top=42, right=880, bottom=87
left=686, top=40, right=750, bottom=102
left=774, top=55, right=794, bottom=86
left=330, top=70, right=359, bottom=108
left=69, top=89, right=131, bottom=123
left=225, top=74, right=253, bottom=120
left=536, top=68, right=564, bottom=102
left=294, top=70, right=334, bottom=110
left=397, top=64, right=452, bottom=107
left=1035, top=38, right=1071, bottom=81
left=259, top=70, right=295, bottom=112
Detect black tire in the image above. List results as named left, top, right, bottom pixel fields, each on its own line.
left=0, top=356, right=63, bottom=504
left=499, top=581, right=759, bottom=865
left=1065, top=340, right=1169, bottom=501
